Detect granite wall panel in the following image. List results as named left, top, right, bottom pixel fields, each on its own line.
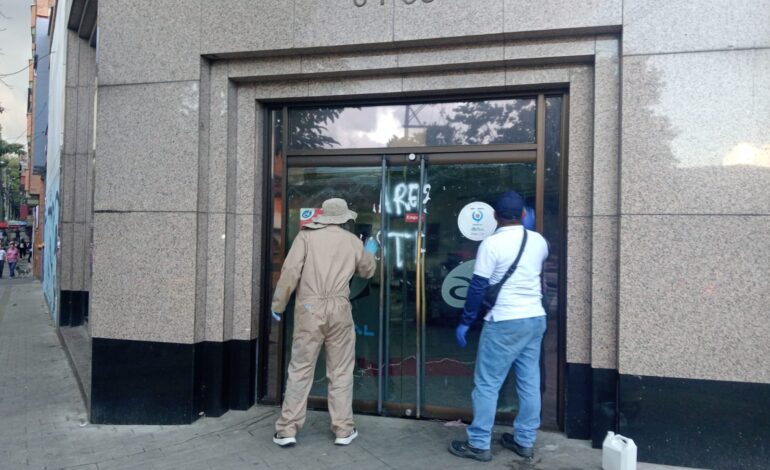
left=94, top=81, right=200, bottom=213
left=204, top=213, right=227, bottom=342
left=91, top=212, right=197, bottom=344
left=201, top=0, right=294, bottom=56
left=233, top=214, right=255, bottom=341
left=621, top=50, right=770, bottom=216
left=394, top=0, right=503, bottom=42
left=207, top=64, right=230, bottom=214
left=567, top=65, right=594, bottom=217
left=294, top=0, right=394, bottom=49
left=504, top=0, right=622, bottom=35
left=566, top=216, right=592, bottom=364
left=618, top=215, right=770, bottom=384
left=99, top=0, right=201, bottom=85
left=592, top=38, right=620, bottom=217
left=590, top=216, right=619, bottom=370
left=623, top=0, right=770, bottom=56
left=402, top=69, right=506, bottom=93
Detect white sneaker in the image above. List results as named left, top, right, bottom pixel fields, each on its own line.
left=334, top=428, right=358, bottom=446
left=273, top=433, right=297, bottom=447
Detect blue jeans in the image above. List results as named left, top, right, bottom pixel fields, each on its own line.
left=467, top=316, right=547, bottom=450
left=8, top=262, right=16, bottom=277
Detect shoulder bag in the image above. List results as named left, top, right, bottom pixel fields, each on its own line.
left=480, top=228, right=528, bottom=314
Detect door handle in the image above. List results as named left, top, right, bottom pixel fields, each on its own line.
left=414, top=155, right=427, bottom=419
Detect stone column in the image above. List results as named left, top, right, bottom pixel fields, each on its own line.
left=89, top=0, right=203, bottom=425
left=618, top=2, right=770, bottom=467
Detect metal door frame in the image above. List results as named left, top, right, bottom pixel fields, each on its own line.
left=258, top=92, right=567, bottom=430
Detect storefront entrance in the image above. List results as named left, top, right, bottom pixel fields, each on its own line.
left=261, top=94, right=566, bottom=429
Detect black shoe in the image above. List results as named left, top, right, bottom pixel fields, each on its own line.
left=501, top=433, right=534, bottom=458
left=448, top=440, right=492, bottom=462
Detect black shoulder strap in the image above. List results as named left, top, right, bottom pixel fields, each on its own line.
left=499, top=228, right=528, bottom=287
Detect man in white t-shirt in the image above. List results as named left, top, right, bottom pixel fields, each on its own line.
left=449, top=191, right=549, bottom=463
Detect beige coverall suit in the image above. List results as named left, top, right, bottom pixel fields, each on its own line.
left=272, top=224, right=376, bottom=438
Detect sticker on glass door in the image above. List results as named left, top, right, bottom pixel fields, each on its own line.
left=299, top=208, right=323, bottom=229
left=457, top=202, right=496, bottom=241
left=440, top=260, right=476, bottom=308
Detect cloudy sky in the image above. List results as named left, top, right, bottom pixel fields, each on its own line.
left=0, top=0, right=32, bottom=145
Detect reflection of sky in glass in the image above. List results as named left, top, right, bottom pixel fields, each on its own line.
left=647, top=52, right=770, bottom=168
left=289, top=98, right=537, bottom=150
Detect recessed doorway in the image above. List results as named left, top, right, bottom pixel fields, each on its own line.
left=260, top=94, right=567, bottom=429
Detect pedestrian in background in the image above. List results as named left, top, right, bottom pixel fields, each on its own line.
left=271, top=198, right=378, bottom=448
left=0, top=245, right=6, bottom=279
left=450, top=191, right=549, bottom=463
left=6, top=242, right=20, bottom=278
left=19, top=240, right=26, bottom=259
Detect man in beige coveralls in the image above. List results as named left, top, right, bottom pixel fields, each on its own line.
left=271, top=198, right=377, bottom=447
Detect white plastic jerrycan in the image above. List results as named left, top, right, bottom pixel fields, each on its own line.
left=602, top=431, right=637, bottom=470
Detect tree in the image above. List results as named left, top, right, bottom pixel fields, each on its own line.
left=0, top=139, right=24, bottom=157
left=445, top=99, right=537, bottom=145
left=288, top=108, right=343, bottom=150
left=0, top=130, right=25, bottom=220
left=0, top=154, right=22, bottom=219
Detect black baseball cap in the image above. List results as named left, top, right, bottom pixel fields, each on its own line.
left=495, top=191, right=524, bottom=220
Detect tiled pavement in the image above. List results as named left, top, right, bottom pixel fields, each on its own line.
left=0, top=279, right=700, bottom=470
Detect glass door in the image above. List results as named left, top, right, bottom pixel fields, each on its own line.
left=379, top=153, right=542, bottom=422
left=266, top=93, right=565, bottom=429
left=282, top=158, right=427, bottom=417
left=380, top=161, right=422, bottom=416
left=283, top=164, right=384, bottom=412
left=418, top=159, right=538, bottom=421
left=280, top=153, right=550, bottom=422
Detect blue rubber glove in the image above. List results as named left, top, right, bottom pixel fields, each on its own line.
left=272, top=311, right=281, bottom=322
left=522, top=206, right=536, bottom=230
left=455, top=323, right=470, bottom=348
left=364, top=237, right=379, bottom=254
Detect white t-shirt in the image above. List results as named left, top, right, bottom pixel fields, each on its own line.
left=473, top=225, right=549, bottom=322
left=0, top=249, right=6, bottom=261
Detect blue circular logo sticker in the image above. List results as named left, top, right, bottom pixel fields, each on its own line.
left=458, top=202, right=497, bottom=241
left=301, top=209, right=314, bottom=219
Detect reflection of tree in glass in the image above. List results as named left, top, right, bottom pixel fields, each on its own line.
left=446, top=100, right=537, bottom=145
left=387, top=133, right=425, bottom=148
left=289, top=108, right=343, bottom=149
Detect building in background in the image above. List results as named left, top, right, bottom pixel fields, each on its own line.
left=42, top=0, right=64, bottom=320
left=45, top=2, right=769, bottom=470
left=26, top=0, right=53, bottom=278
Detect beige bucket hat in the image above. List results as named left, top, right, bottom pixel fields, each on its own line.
left=305, top=198, right=357, bottom=229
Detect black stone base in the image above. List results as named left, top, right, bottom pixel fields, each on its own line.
left=564, top=362, right=592, bottom=439
left=226, top=339, right=257, bottom=410
left=91, top=337, right=257, bottom=425
left=619, top=374, right=770, bottom=470
left=194, top=339, right=257, bottom=418
left=565, top=364, right=620, bottom=446
left=91, top=338, right=196, bottom=425
left=195, top=342, right=227, bottom=418
left=591, top=368, right=618, bottom=448
left=59, top=290, right=89, bottom=327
